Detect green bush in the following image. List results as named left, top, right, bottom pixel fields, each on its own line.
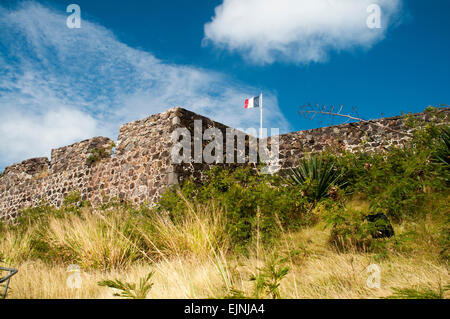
left=14, top=202, right=60, bottom=230
left=324, top=205, right=366, bottom=251
left=433, top=125, right=450, bottom=168
left=98, top=271, right=154, bottom=299
left=321, top=124, right=450, bottom=252
left=249, top=253, right=289, bottom=299
left=12, top=192, right=88, bottom=232
left=87, top=142, right=115, bottom=166
left=61, top=191, right=90, bottom=213
left=224, top=252, right=290, bottom=299
left=322, top=202, right=396, bottom=253
left=328, top=124, right=449, bottom=222
left=385, top=284, right=449, bottom=299
left=159, top=166, right=314, bottom=251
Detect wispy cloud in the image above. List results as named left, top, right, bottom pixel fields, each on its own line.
left=0, top=1, right=290, bottom=169
left=204, top=0, right=402, bottom=64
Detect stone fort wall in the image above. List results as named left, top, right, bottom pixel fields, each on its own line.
left=0, top=107, right=448, bottom=220
left=275, top=109, right=449, bottom=169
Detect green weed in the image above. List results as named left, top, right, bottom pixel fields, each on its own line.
left=98, top=271, right=154, bottom=299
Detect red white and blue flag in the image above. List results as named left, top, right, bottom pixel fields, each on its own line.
left=244, top=95, right=261, bottom=109
left=244, top=93, right=263, bottom=138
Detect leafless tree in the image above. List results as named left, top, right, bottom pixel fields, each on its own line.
left=299, top=103, right=413, bottom=137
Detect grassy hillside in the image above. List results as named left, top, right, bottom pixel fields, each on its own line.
left=1, top=117, right=449, bottom=299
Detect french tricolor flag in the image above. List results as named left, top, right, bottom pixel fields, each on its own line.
left=244, top=93, right=263, bottom=138
left=244, top=95, right=261, bottom=109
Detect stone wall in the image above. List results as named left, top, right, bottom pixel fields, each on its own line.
left=0, top=108, right=177, bottom=220
left=171, top=107, right=256, bottom=185
left=274, top=109, right=449, bottom=169
left=0, top=107, right=254, bottom=220
left=0, top=106, right=448, bottom=220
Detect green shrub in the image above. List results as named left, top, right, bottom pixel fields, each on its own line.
left=433, top=125, right=450, bottom=168
left=159, top=167, right=314, bottom=251
left=328, top=125, right=449, bottom=222
left=98, top=271, right=154, bottom=299
left=249, top=253, right=289, bottom=299
left=87, top=142, right=115, bottom=166
left=61, top=191, right=90, bottom=213
left=14, top=202, right=60, bottom=230
left=224, top=253, right=289, bottom=299
left=323, top=203, right=395, bottom=253
left=385, top=283, right=449, bottom=299
left=325, top=207, right=368, bottom=251
left=13, top=192, right=88, bottom=232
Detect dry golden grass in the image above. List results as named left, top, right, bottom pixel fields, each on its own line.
left=45, top=211, right=144, bottom=270
left=1, top=196, right=448, bottom=299
left=6, top=258, right=225, bottom=299
left=141, top=200, right=230, bottom=259
left=0, top=225, right=35, bottom=264
left=4, top=222, right=449, bottom=299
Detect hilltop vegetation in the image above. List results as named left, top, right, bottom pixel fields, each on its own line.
left=0, top=117, right=449, bottom=299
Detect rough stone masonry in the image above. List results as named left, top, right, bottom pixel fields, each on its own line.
left=0, top=107, right=448, bottom=221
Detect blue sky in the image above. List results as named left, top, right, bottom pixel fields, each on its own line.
left=0, top=0, right=449, bottom=170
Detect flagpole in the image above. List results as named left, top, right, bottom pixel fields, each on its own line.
left=259, top=92, right=263, bottom=139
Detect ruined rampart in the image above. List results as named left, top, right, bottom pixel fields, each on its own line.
left=0, top=107, right=448, bottom=220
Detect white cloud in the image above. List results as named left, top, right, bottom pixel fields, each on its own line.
left=204, top=0, right=402, bottom=64
left=0, top=2, right=290, bottom=169
left=0, top=108, right=98, bottom=165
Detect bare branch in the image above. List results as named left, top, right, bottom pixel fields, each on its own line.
left=299, top=107, right=414, bottom=138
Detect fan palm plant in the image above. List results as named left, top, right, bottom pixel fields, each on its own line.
left=434, top=126, right=450, bottom=167
left=288, top=155, right=345, bottom=201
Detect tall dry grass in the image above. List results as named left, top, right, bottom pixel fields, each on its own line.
left=44, top=209, right=145, bottom=270
left=5, top=224, right=448, bottom=299
left=141, top=199, right=230, bottom=259
left=0, top=225, right=36, bottom=264
left=1, top=198, right=449, bottom=299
